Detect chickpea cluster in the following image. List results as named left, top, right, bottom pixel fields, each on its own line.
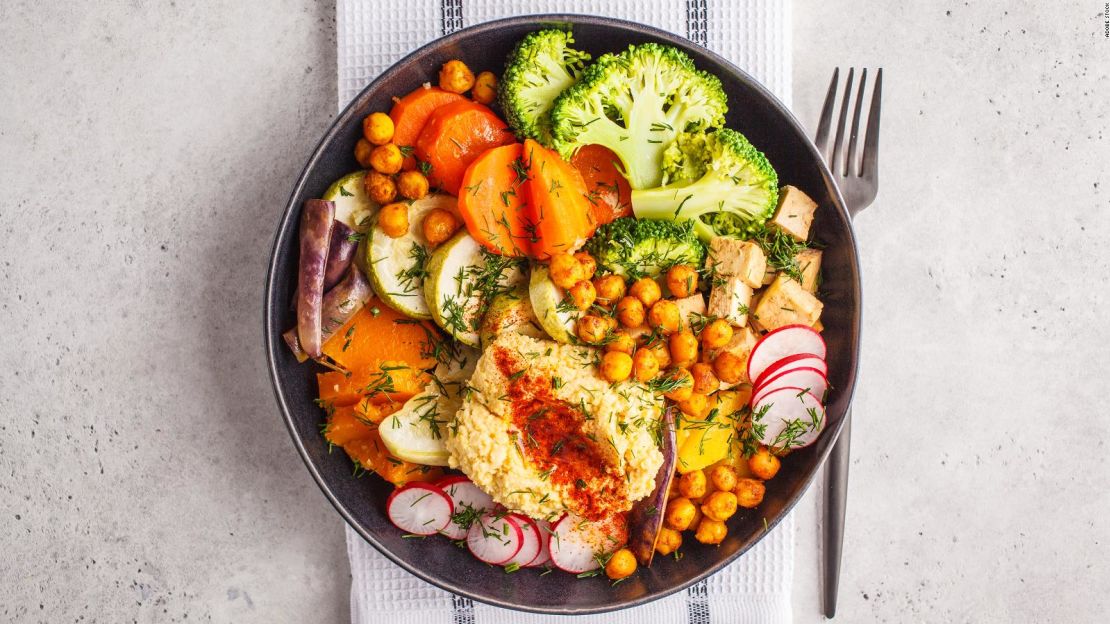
left=356, top=58, right=496, bottom=243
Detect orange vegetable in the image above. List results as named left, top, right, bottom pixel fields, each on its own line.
left=321, top=299, right=439, bottom=372
left=389, top=86, right=466, bottom=169
left=324, top=405, right=374, bottom=447
left=343, top=431, right=443, bottom=486
left=317, top=362, right=430, bottom=407
left=415, top=100, right=515, bottom=195
left=523, top=139, right=597, bottom=259
left=457, top=142, right=532, bottom=256
left=571, top=144, right=632, bottom=226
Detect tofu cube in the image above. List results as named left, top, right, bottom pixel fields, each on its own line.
left=707, top=276, right=753, bottom=327
left=793, top=248, right=823, bottom=294
left=710, top=325, right=759, bottom=386
left=752, top=274, right=824, bottom=331
left=673, top=294, right=707, bottom=329
left=706, top=237, right=767, bottom=289
left=771, top=185, right=818, bottom=242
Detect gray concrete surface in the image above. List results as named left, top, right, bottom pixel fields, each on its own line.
left=1, top=1, right=1108, bottom=622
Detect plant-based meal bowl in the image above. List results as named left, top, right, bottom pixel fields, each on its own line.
left=265, top=14, right=859, bottom=615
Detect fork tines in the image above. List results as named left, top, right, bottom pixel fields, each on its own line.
left=815, top=68, right=882, bottom=180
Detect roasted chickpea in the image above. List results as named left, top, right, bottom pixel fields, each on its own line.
left=593, top=274, right=626, bottom=306
left=655, top=527, right=683, bottom=556
left=354, top=138, right=374, bottom=168
left=632, top=348, right=660, bottom=382
left=629, top=277, right=661, bottom=307
left=669, top=330, right=698, bottom=367
left=577, top=314, right=610, bottom=345
left=665, top=497, right=698, bottom=531
left=369, top=143, right=403, bottom=174
left=646, top=339, right=671, bottom=368
left=694, top=518, right=727, bottom=545
left=688, top=502, right=704, bottom=527
left=471, top=71, right=497, bottom=104
left=735, top=478, right=766, bottom=508
left=700, top=319, right=733, bottom=350
left=549, top=252, right=585, bottom=289
left=438, top=59, right=475, bottom=94
left=606, top=331, right=637, bottom=355
left=568, top=279, right=597, bottom=311
left=574, top=252, right=597, bottom=280
left=709, top=465, right=739, bottom=492
left=701, top=491, right=738, bottom=522
left=396, top=170, right=430, bottom=200
left=690, top=363, right=720, bottom=395
left=665, top=265, right=699, bottom=298
left=378, top=202, right=409, bottom=238
left=748, top=447, right=781, bottom=480
left=677, top=392, right=708, bottom=418
left=678, top=469, right=707, bottom=499
left=364, top=171, right=397, bottom=204
left=603, top=315, right=619, bottom=332
left=615, top=296, right=645, bottom=328
left=362, top=112, right=395, bottom=145
left=600, top=351, right=633, bottom=383
left=605, top=548, right=637, bottom=580
left=662, top=368, right=694, bottom=402
left=713, top=351, right=745, bottom=384
left=648, top=300, right=681, bottom=335
left=421, top=208, right=458, bottom=246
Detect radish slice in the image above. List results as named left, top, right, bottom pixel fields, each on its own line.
left=385, top=483, right=453, bottom=536
left=436, top=477, right=495, bottom=540
left=751, top=386, right=827, bottom=450
left=753, top=367, right=829, bottom=407
left=526, top=519, right=552, bottom=568
left=505, top=514, right=542, bottom=568
left=747, top=325, right=827, bottom=384
left=752, top=353, right=828, bottom=389
left=550, top=512, right=612, bottom=572
left=466, top=512, right=523, bottom=565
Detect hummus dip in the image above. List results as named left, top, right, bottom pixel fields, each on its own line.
left=445, top=332, right=664, bottom=521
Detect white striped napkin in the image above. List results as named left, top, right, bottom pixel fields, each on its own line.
left=336, top=2, right=795, bottom=622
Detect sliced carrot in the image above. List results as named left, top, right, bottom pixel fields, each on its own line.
left=523, top=139, right=597, bottom=259
left=321, top=299, right=439, bottom=373
left=457, top=143, right=533, bottom=256
left=571, top=144, right=633, bottom=226
left=317, top=361, right=429, bottom=407
left=389, top=86, right=466, bottom=169
left=344, top=431, right=443, bottom=486
left=416, top=100, right=515, bottom=195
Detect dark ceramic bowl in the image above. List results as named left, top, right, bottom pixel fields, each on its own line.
left=265, top=14, right=860, bottom=615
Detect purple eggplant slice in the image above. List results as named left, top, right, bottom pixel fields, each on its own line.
left=296, top=199, right=335, bottom=358
left=628, top=406, right=677, bottom=566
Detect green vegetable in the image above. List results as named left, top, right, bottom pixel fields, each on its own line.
left=499, top=29, right=591, bottom=144
left=584, top=217, right=706, bottom=278
left=630, top=128, right=779, bottom=241
left=550, top=43, right=727, bottom=190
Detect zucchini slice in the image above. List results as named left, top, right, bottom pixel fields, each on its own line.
left=365, top=194, right=455, bottom=319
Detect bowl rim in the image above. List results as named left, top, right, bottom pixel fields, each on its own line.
left=264, top=13, right=860, bottom=615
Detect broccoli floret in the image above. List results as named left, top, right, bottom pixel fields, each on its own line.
left=585, top=217, right=706, bottom=278
left=549, top=43, right=728, bottom=190
left=631, top=128, right=779, bottom=241
left=499, top=29, right=591, bottom=144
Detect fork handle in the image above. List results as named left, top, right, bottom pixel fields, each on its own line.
left=822, top=408, right=852, bottom=618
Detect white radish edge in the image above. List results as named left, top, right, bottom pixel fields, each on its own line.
left=466, top=512, right=523, bottom=566
left=752, top=352, right=828, bottom=389
left=751, top=386, right=827, bottom=450
left=548, top=514, right=602, bottom=574
left=526, top=519, right=553, bottom=568
left=436, top=477, right=495, bottom=540
left=505, top=514, right=542, bottom=568
left=752, top=366, right=829, bottom=407
left=385, top=483, right=453, bottom=536
left=747, top=325, right=827, bottom=384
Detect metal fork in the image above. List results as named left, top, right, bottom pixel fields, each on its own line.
left=813, top=67, right=882, bottom=619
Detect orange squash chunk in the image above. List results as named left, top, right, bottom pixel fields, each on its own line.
left=317, top=361, right=430, bottom=407
left=343, top=431, right=443, bottom=486
left=321, top=299, right=439, bottom=373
